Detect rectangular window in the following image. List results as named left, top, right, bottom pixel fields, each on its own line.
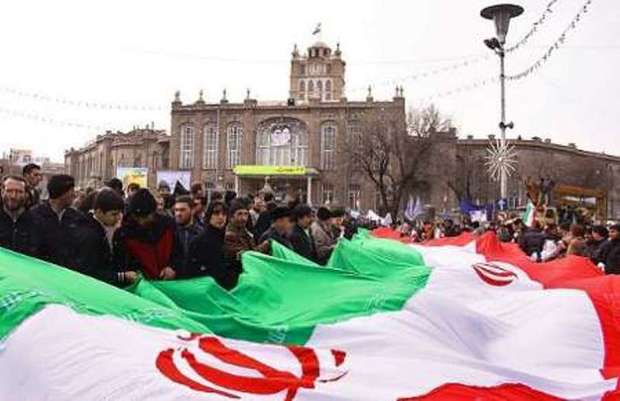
left=348, top=184, right=361, bottom=210
left=321, top=125, right=336, bottom=170
left=227, top=125, right=243, bottom=169
left=203, top=125, right=218, bottom=169
left=322, top=183, right=334, bottom=205
left=180, top=125, right=195, bottom=169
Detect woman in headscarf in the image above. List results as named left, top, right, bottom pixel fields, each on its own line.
left=184, top=201, right=238, bottom=289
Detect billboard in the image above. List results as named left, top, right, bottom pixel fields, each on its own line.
left=116, top=167, right=148, bottom=189
left=156, top=170, right=191, bottom=192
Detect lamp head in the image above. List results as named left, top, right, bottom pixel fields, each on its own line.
left=481, top=4, right=524, bottom=45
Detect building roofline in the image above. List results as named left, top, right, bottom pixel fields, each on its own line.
left=171, top=99, right=403, bottom=113
left=458, top=137, right=620, bottom=162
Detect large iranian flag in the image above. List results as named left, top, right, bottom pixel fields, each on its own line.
left=1, top=228, right=619, bottom=400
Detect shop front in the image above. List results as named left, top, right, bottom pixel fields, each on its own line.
left=232, top=165, right=319, bottom=205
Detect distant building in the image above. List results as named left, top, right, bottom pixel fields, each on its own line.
left=452, top=136, right=620, bottom=221
left=62, top=40, right=620, bottom=220
left=167, top=40, right=405, bottom=208
left=64, top=126, right=169, bottom=189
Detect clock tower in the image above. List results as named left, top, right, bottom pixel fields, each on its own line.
left=289, top=41, right=346, bottom=103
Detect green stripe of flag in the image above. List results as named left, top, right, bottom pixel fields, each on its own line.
left=1, top=231, right=430, bottom=345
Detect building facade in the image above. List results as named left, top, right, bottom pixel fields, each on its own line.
left=64, top=127, right=169, bottom=189
left=451, top=135, right=620, bottom=221
left=168, top=41, right=405, bottom=209
left=62, top=40, right=620, bottom=220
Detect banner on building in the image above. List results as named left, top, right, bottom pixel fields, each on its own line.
left=116, top=167, right=148, bottom=188
left=156, top=171, right=191, bottom=192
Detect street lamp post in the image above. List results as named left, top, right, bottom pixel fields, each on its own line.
left=481, top=4, right=524, bottom=200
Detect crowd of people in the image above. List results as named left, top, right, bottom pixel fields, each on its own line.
left=392, top=216, right=620, bottom=273
left=0, top=164, right=355, bottom=290
left=1, top=164, right=619, bottom=290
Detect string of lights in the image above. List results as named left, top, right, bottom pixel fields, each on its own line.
left=0, top=85, right=165, bottom=111
left=505, top=0, right=561, bottom=53
left=0, top=0, right=588, bottom=111
left=507, top=0, right=594, bottom=81
left=413, top=76, right=499, bottom=102
left=0, top=105, right=113, bottom=132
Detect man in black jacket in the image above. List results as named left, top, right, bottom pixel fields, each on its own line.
left=0, top=175, right=39, bottom=256
left=172, top=195, right=203, bottom=273
left=258, top=206, right=293, bottom=250
left=81, top=189, right=138, bottom=286
left=289, top=204, right=318, bottom=263
left=30, top=174, right=89, bottom=271
left=599, top=225, right=620, bottom=275
left=22, top=163, right=42, bottom=208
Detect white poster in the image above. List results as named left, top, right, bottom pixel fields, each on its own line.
left=156, top=170, right=191, bottom=192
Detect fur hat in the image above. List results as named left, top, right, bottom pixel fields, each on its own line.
left=127, top=188, right=156, bottom=216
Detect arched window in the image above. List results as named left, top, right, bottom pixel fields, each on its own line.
left=308, top=80, right=314, bottom=94
left=321, top=122, right=337, bottom=170
left=180, top=124, right=195, bottom=169
left=325, top=80, right=332, bottom=101
left=299, top=80, right=305, bottom=93
left=227, top=123, right=243, bottom=169
left=317, top=80, right=323, bottom=94
left=203, top=123, right=218, bottom=169
left=256, top=118, right=307, bottom=166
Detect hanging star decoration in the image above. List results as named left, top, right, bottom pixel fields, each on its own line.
left=484, top=139, right=518, bottom=181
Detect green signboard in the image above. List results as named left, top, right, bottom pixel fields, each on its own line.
left=233, top=165, right=311, bottom=176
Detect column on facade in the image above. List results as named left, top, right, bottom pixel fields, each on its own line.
left=307, top=176, right=312, bottom=206
left=234, top=175, right=240, bottom=194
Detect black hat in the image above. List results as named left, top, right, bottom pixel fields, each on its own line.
left=292, top=204, right=313, bottom=220
left=592, top=225, right=609, bottom=238
left=105, top=177, right=123, bottom=193
left=127, top=188, right=156, bottom=216
left=47, top=174, right=75, bottom=199
left=271, top=206, right=291, bottom=221
left=317, top=207, right=332, bottom=221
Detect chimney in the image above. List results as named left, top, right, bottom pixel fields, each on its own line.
left=568, top=143, right=577, bottom=149
left=467, top=135, right=474, bottom=140
left=544, top=138, right=551, bottom=144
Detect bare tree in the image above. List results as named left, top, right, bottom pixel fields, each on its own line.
left=346, top=104, right=452, bottom=217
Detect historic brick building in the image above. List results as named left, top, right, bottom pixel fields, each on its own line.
left=451, top=135, right=620, bottom=221
left=63, top=39, right=620, bottom=220
left=168, top=40, right=405, bottom=209
left=64, top=126, right=169, bottom=189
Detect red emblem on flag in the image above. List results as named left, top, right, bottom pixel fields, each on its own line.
left=472, top=262, right=518, bottom=287
left=156, top=334, right=347, bottom=401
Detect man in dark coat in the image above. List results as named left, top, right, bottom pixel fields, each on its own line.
left=518, top=221, right=546, bottom=261
left=310, top=207, right=336, bottom=265
left=586, top=225, right=608, bottom=263
left=22, top=163, right=42, bottom=208
left=30, top=174, right=89, bottom=271
left=81, top=189, right=138, bottom=286
left=172, top=195, right=203, bottom=273
left=289, top=204, right=318, bottom=263
left=114, top=189, right=178, bottom=280
left=258, top=206, right=293, bottom=250
left=0, top=175, right=39, bottom=256
left=599, top=225, right=620, bottom=275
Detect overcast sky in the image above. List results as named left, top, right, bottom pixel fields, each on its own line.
left=0, top=0, right=617, bottom=162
